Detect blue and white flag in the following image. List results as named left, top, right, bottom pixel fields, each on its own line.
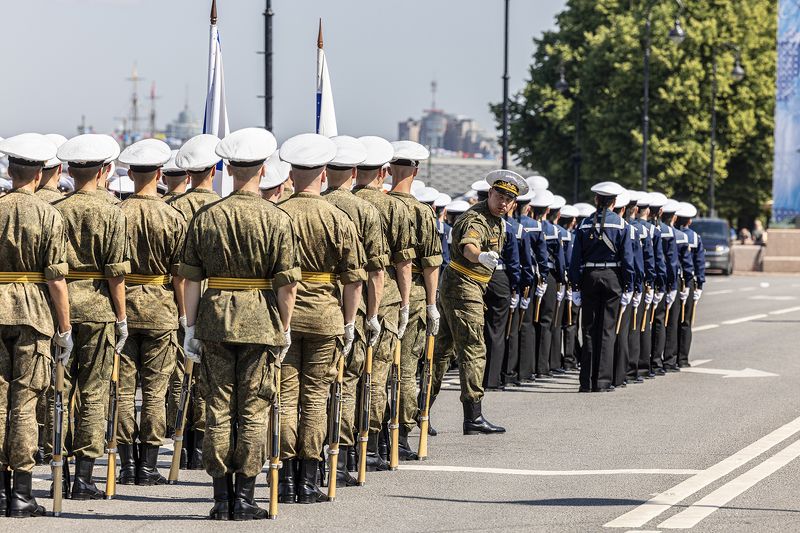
left=204, top=12, right=231, bottom=196
left=316, top=21, right=338, bottom=137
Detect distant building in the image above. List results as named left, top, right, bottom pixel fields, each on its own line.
left=415, top=156, right=528, bottom=197
left=398, top=108, right=499, bottom=159
left=164, top=103, right=202, bottom=147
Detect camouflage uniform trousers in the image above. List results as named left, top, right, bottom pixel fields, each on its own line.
left=280, top=332, right=338, bottom=460
left=430, top=297, right=486, bottom=408
left=45, top=322, right=115, bottom=460
left=340, top=328, right=366, bottom=447
left=118, top=328, right=177, bottom=446
left=167, top=329, right=206, bottom=433
left=202, top=341, right=276, bottom=478
left=399, top=299, right=427, bottom=433
left=369, top=309, right=398, bottom=434
left=0, top=325, right=52, bottom=472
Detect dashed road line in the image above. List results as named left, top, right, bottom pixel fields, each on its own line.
left=769, top=306, right=800, bottom=315
left=399, top=465, right=701, bottom=477
left=721, top=314, right=767, bottom=325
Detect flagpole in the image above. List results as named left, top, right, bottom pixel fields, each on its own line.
left=316, top=19, right=323, bottom=134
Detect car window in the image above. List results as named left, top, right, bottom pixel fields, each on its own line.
left=692, top=220, right=729, bottom=240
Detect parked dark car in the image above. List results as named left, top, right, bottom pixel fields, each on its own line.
left=691, top=218, right=734, bottom=275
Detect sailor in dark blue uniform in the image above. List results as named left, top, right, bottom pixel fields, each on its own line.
left=608, top=189, right=635, bottom=388
left=557, top=204, right=580, bottom=371
left=661, top=199, right=692, bottom=371
left=647, top=193, right=678, bottom=375
left=545, top=195, right=569, bottom=374
left=630, top=192, right=657, bottom=381
left=676, top=202, right=705, bottom=367
left=621, top=191, right=646, bottom=385
left=569, top=181, right=635, bottom=392
left=433, top=193, right=452, bottom=272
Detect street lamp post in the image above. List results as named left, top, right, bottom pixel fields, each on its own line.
left=555, top=64, right=580, bottom=203
left=501, top=0, right=510, bottom=170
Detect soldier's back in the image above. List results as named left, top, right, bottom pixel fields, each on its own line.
left=167, top=188, right=221, bottom=221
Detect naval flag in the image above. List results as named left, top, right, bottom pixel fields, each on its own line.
left=204, top=0, right=231, bottom=196
left=316, top=20, right=338, bottom=137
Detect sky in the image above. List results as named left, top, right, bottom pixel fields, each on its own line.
left=0, top=0, right=566, bottom=143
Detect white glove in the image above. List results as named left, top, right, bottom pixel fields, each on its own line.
left=343, top=322, right=355, bottom=356
left=632, top=292, right=642, bottom=309
left=279, top=328, right=292, bottom=363
left=366, top=315, right=381, bottom=346
left=679, top=287, right=690, bottom=302
left=572, top=291, right=582, bottom=307
left=509, top=294, right=519, bottom=309
left=477, top=251, right=500, bottom=270
left=520, top=297, right=531, bottom=310
left=54, top=329, right=73, bottom=363
left=179, top=315, right=187, bottom=331
left=183, top=324, right=203, bottom=364
left=115, top=317, right=128, bottom=353
left=620, top=291, right=634, bottom=307
left=566, top=288, right=573, bottom=302
left=535, top=283, right=547, bottom=299
left=693, top=289, right=703, bottom=301
left=397, top=304, right=410, bottom=339
left=426, top=304, right=440, bottom=336
left=666, top=289, right=677, bottom=306
left=653, top=291, right=665, bottom=305
left=556, top=286, right=565, bottom=303
left=644, top=288, right=654, bottom=306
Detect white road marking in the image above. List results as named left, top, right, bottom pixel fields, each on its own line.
left=703, top=289, right=733, bottom=296
left=721, top=314, right=767, bottom=325
left=692, top=324, right=719, bottom=332
left=658, top=438, right=800, bottom=529
left=681, top=367, right=778, bottom=378
left=398, top=465, right=700, bottom=476
left=604, top=414, right=800, bottom=528
left=739, top=287, right=756, bottom=292
left=748, top=295, right=797, bottom=301
left=769, top=306, right=800, bottom=315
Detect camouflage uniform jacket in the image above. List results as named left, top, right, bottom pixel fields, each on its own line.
left=166, top=187, right=221, bottom=221
left=35, top=185, right=63, bottom=204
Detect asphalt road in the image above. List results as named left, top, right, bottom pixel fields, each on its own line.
left=19, top=273, right=800, bottom=532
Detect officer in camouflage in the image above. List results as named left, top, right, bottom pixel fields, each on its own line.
left=160, top=151, right=189, bottom=202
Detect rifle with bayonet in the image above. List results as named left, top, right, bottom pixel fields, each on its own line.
left=327, top=352, right=345, bottom=501
left=167, top=357, right=194, bottom=484
left=388, top=341, right=400, bottom=470
left=51, top=347, right=65, bottom=517
left=356, top=341, right=372, bottom=485
left=104, top=350, right=120, bottom=499
left=417, top=333, right=435, bottom=460
left=268, top=364, right=281, bottom=519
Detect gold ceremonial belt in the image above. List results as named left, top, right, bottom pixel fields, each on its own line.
left=65, top=271, right=105, bottom=280
left=448, top=261, right=491, bottom=284
left=0, top=271, right=46, bottom=283
left=301, top=271, right=337, bottom=283
left=125, top=274, right=170, bottom=285
left=207, top=277, right=273, bottom=290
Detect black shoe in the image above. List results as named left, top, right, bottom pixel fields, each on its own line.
left=463, top=402, right=506, bottom=435
left=335, top=446, right=358, bottom=487
left=209, top=474, right=233, bottom=520
left=678, top=362, right=691, bottom=368
left=631, top=376, right=645, bottom=384
left=232, top=474, right=268, bottom=520
left=398, top=428, right=419, bottom=461
left=117, top=444, right=137, bottom=485
left=592, top=386, right=615, bottom=393
left=34, top=448, right=45, bottom=467
left=0, top=468, right=10, bottom=516
left=189, top=431, right=204, bottom=470
left=578, top=387, right=591, bottom=393
left=617, top=382, right=627, bottom=388
left=346, top=446, right=357, bottom=473
left=165, top=426, right=175, bottom=440
left=485, top=385, right=506, bottom=392
left=136, top=443, right=167, bottom=486
left=71, top=457, right=104, bottom=500
left=665, top=366, right=680, bottom=373
left=296, top=459, right=329, bottom=504
left=277, top=458, right=296, bottom=504
left=427, top=423, right=437, bottom=437
left=48, top=457, right=70, bottom=499
left=378, top=426, right=389, bottom=462
left=365, top=432, right=390, bottom=472
left=8, top=471, right=46, bottom=517
left=654, top=368, right=666, bottom=376
left=552, top=368, right=566, bottom=375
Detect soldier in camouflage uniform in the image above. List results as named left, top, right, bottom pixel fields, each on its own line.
left=352, top=136, right=414, bottom=471
left=160, top=151, right=188, bottom=202
left=35, top=134, right=67, bottom=204
left=278, top=133, right=366, bottom=504
left=116, top=139, right=186, bottom=486
left=387, top=141, right=442, bottom=460
left=0, top=134, right=73, bottom=518
left=430, top=170, right=528, bottom=435
left=181, top=127, right=299, bottom=520
left=259, top=151, right=291, bottom=203
left=322, top=135, right=387, bottom=485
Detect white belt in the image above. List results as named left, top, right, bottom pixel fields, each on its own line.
left=584, top=261, right=620, bottom=268
left=495, top=263, right=506, bottom=271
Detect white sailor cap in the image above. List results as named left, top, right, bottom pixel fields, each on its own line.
left=627, top=190, right=640, bottom=204
left=530, top=189, right=555, bottom=208
left=58, top=175, right=75, bottom=192
left=391, top=140, right=430, bottom=166
left=260, top=150, right=291, bottom=190
left=279, top=133, right=336, bottom=168
left=58, top=134, right=120, bottom=168
left=550, top=194, right=566, bottom=210
left=526, top=175, right=549, bottom=191
left=648, top=192, right=668, bottom=208
left=661, top=199, right=680, bottom=214
left=176, top=134, right=222, bottom=171
left=434, top=193, right=451, bottom=208
left=464, top=190, right=478, bottom=200
left=162, top=151, right=184, bottom=174
left=637, top=191, right=651, bottom=207
left=615, top=189, right=631, bottom=208
left=416, top=186, right=439, bottom=204
left=411, top=180, right=426, bottom=194
left=471, top=179, right=490, bottom=193
left=486, top=169, right=528, bottom=197
left=109, top=174, right=135, bottom=194
left=446, top=200, right=471, bottom=214
left=119, top=138, right=172, bottom=168
left=574, top=202, right=596, bottom=218
left=43, top=134, right=68, bottom=169
left=516, top=189, right=534, bottom=203
left=357, top=136, right=394, bottom=168
left=328, top=136, right=367, bottom=168
left=676, top=201, right=697, bottom=218
left=0, top=133, right=58, bottom=164
left=590, top=181, right=625, bottom=197
left=216, top=128, right=277, bottom=166
left=560, top=205, right=579, bottom=219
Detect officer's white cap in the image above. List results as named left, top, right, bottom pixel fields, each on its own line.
left=57, top=134, right=120, bottom=167
left=176, top=134, right=222, bottom=171
left=637, top=192, right=652, bottom=207
left=357, top=136, right=394, bottom=167
left=411, top=180, right=426, bottom=194
left=260, top=150, right=291, bottom=190
left=58, top=175, right=75, bottom=192
left=414, top=180, right=426, bottom=189
left=471, top=179, right=490, bottom=192
left=329, top=136, right=367, bottom=167
left=217, top=128, right=277, bottom=165
left=560, top=205, right=579, bottom=218
left=648, top=192, right=668, bottom=208
left=627, top=190, right=640, bottom=204
left=526, top=175, right=549, bottom=191
left=109, top=174, right=135, bottom=193
left=464, top=190, right=478, bottom=200
left=662, top=199, right=680, bottom=214
left=615, top=189, right=631, bottom=208
left=43, top=134, right=68, bottom=169
left=516, top=189, right=534, bottom=203
left=574, top=202, right=596, bottom=217
left=416, top=186, right=439, bottom=204
left=391, top=140, right=430, bottom=164
left=279, top=133, right=337, bottom=168
left=550, top=194, right=567, bottom=210
left=530, top=189, right=555, bottom=208
left=486, top=169, right=529, bottom=197
left=119, top=138, right=172, bottom=167
left=446, top=200, right=471, bottom=214
left=676, top=202, right=697, bottom=218
left=434, top=193, right=451, bottom=208
left=590, top=181, right=626, bottom=197
left=162, top=150, right=184, bottom=174
left=0, top=133, right=58, bottom=163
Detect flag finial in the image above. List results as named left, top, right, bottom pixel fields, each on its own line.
left=317, top=18, right=323, bottom=49
left=210, top=0, right=217, bottom=25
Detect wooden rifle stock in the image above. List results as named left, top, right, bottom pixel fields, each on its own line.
left=388, top=341, right=400, bottom=470
left=327, top=353, right=345, bottom=501
left=417, top=334, right=435, bottom=460
left=52, top=348, right=65, bottom=517
left=104, top=351, right=120, bottom=499
left=268, top=364, right=281, bottom=519
left=168, top=358, right=193, bottom=484
left=357, top=343, right=373, bottom=486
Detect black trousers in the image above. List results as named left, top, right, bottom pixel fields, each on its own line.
left=535, top=273, right=558, bottom=376
left=549, top=290, right=565, bottom=371
left=504, top=302, right=522, bottom=382
left=483, top=270, right=511, bottom=388
left=638, top=303, right=653, bottom=376
left=579, top=268, right=621, bottom=391
left=518, top=295, right=537, bottom=381
left=678, top=281, right=696, bottom=366
left=663, top=296, right=682, bottom=370
left=626, top=304, right=642, bottom=379
left=613, top=304, right=632, bottom=386
left=650, top=298, right=667, bottom=370
left=562, top=301, right=579, bottom=370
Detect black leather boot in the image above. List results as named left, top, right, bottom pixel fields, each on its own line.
left=8, top=471, right=46, bottom=518
left=232, top=474, right=268, bottom=520
left=0, top=468, right=10, bottom=516
left=48, top=457, right=70, bottom=499
left=34, top=428, right=46, bottom=466
left=296, top=459, right=329, bottom=504
left=190, top=431, right=204, bottom=470
left=117, top=444, right=137, bottom=485
left=346, top=445, right=357, bottom=473
left=277, top=458, right=296, bottom=504
left=318, top=451, right=327, bottom=488
left=378, top=425, right=389, bottom=461
left=209, top=474, right=233, bottom=520
left=463, top=401, right=506, bottom=435
left=71, top=457, right=104, bottom=500
left=398, top=427, right=419, bottom=461
left=335, top=446, right=358, bottom=487
left=136, top=443, right=167, bottom=485
left=365, top=432, right=390, bottom=472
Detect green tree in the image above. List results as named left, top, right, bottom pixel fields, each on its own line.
left=494, top=0, right=776, bottom=226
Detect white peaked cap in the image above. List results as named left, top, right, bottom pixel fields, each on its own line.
left=550, top=194, right=566, bottom=210
left=648, top=192, right=668, bottom=208
left=590, top=181, right=626, bottom=197
left=43, top=134, right=68, bottom=169
left=615, top=189, right=631, bottom=208
left=627, top=190, right=641, bottom=204
left=446, top=200, right=471, bottom=214
left=526, top=175, right=549, bottom=191
left=486, top=169, right=528, bottom=197
left=411, top=180, right=426, bottom=194
left=676, top=202, right=698, bottom=218
left=162, top=150, right=183, bottom=173
left=560, top=205, right=579, bottom=218
left=471, top=179, right=490, bottom=192
left=260, top=150, right=291, bottom=190
left=177, top=134, right=222, bottom=171
left=216, top=128, right=277, bottom=164
left=530, top=189, right=555, bottom=208
left=391, top=140, right=430, bottom=163
left=637, top=192, right=652, bottom=207
left=661, top=199, right=680, bottom=213
left=57, top=134, right=119, bottom=167
left=118, top=138, right=172, bottom=167
left=416, top=186, right=439, bottom=204
left=279, top=133, right=337, bottom=168
left=329, top=136, right=367, bottom=167
left=357, top=136, right=394, bottom=167
left=0, top=133, right=57, bottom=163
left=434, top=193, right=452, bottom=208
